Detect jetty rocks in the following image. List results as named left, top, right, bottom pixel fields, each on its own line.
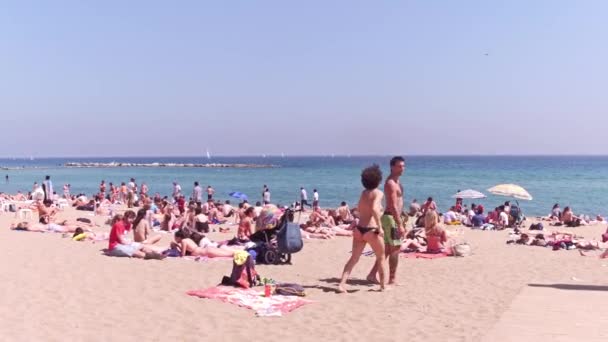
left=64, top=162, right=275, bottom=169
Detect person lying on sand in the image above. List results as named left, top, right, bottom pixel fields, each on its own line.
left=172, top=229, right=235, bottom=258
left=10, top=221, right=89, bottom=233
left=399, top=228, right=426, bottom=252
left=69, top=227, right=109, bottom=241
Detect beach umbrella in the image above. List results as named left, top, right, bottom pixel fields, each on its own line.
left=451, top=189, right=486, bottom=199
left=256, top=204, right=282, bottom=230
left=229, top=191, right=248, bottom=201
left=487, top=184, right=533, bottom=201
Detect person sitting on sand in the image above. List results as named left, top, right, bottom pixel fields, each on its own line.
left=336, top=201, right=354, bottom=224
left=471, top=209, right=486, bottom=228
left=36, top=199, right=58, bottom=224
left=408, top=199, right=420, bottom=217
left=551, top=203, right=561, bottom=220
left=425, top=210, right=448, bottom=253
left=497, top=205, right=509, bottom=229
left=310, top=206, right=336, bottom=227
left=237, top=207, right=255, bottom=241
left=107, top=213, right=164, bottom=259
left=132, top=209, right=161, bottom=245
left=338, top=164, right=387, bottom=293
left=560, top=206, right=588, bottom=227
left=421, top=197, right=437, bottom=216
left=172, top=229, right=235, bottom=258
left=443, top=206, right=460, bottom=225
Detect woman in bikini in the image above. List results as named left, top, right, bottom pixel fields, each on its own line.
left=424, top=210, right=447, bottom=253
left=338, top=164, right=386, bottom=293
left=173, top=229, right=235, bottom=258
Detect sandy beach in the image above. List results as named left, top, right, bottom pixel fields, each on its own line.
left=1, top=207, right=607, bottom=342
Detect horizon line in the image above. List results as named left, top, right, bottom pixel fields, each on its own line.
left=3, top=153, right=608, bottom=159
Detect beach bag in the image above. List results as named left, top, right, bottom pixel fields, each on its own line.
left=529, top=223, right=544, bottom=230
left=222, top=254, right=259, bottom=289
left=275, top=283, right=306, bottom=297
left=276, top=212, right=303, bottom=254
left=452, top=243, right=472, bottom=257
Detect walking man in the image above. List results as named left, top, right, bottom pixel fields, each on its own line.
left=300, top=187, right=311, bottom=211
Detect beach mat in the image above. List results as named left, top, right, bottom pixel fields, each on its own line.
left=187, top=286, right=313, bottom=317
left=355, top=249, right=451, bottom=259
left=400, top=250, right=451, bottom=259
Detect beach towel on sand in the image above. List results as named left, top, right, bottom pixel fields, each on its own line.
left=187, top=286, right=313, bottom=317
left=356, top=249, right=451, bottom=259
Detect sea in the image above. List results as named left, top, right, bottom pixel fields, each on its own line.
left=1, top=156, right=607, bottom=217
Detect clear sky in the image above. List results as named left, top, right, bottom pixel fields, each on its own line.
left=1, top=1, right=607, bottom=157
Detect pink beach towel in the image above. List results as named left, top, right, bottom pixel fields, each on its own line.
left=356, top=249, right=451, bottom=259
left=187, top=286, right=313, bottom=317
left=400, top=251, right=451, bottom=259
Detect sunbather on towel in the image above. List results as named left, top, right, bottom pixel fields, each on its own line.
left=173, top=229, right=235, bottom=258
left=425, top=210, right=448, bottom=253
left=10, top=221, right=87, bottom=233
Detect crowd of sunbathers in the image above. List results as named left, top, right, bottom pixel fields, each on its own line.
left=4, top=177, right=608, bottom=261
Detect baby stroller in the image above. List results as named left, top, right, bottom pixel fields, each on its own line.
left=249, top=208, right=303, bottom=265
left=509, top=205, right=525, bottom=227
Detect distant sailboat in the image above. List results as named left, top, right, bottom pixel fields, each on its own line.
left=206, top=148, right=211, bottom=160
left=29, top=156, right=34, bottom=161
left=281, top=152, right=285, bottom=158
left=262, top=154, right=266, bottom=158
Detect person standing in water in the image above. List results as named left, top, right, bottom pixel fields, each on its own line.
left=42, top=175, right=53, bottom=201
left=367, top=156, right=406, bottom=286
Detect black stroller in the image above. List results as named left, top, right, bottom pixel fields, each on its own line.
left=249, top=209, right=303, bottom=265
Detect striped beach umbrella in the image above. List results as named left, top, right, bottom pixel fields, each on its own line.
left=487, top=184, right=533, bottom=201
left=451, top=189, right=486, bottom=199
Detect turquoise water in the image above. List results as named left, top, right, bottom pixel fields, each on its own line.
left=1, top=156, right=607, bottom=216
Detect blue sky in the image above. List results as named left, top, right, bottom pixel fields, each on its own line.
left=1, top=1, right=607, bottom=157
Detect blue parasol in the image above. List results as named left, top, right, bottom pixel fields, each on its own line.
left=229, top=191, right=248, bottom=201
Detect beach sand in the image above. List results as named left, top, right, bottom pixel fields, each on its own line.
left=1, top=207, right=607, bottom=341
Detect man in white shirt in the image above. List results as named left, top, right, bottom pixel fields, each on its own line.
left=312, top=189, right=319, bottom=207
left=300, top=187, right=311, bottom=211
left=192, top=182, right=202, bottom=203
left=172, top=182, right=182, bottom=198
left=263, top=188, right=271, bottom=204
left=128, top=178, right=136, bottom=193
left=443, top=207, right=459, bottom=224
